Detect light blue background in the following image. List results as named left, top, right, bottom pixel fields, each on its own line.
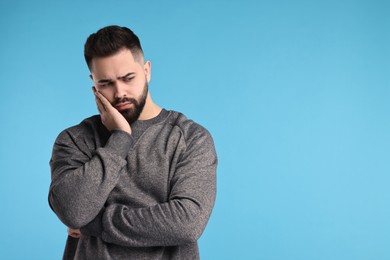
left=1, top=0, right=389, bottom=259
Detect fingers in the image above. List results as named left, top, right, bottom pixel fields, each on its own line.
left=95, top=95, right=105, bottom=114
left=68, top=228, right=81, bottom=238
left=91, top=86, right=131, bottom=133
left=93, top=87, right=112, bottom=111
left=92, top=86, right=107, bottom=113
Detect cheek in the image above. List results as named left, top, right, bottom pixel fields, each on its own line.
left=126, top=79, right=144, bottom=96
left=135, top=77, right=147, bottom=90
left=97, top=88, right=115, bottom=102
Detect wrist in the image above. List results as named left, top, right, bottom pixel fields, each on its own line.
left=80, top=209, right=104, bottom=238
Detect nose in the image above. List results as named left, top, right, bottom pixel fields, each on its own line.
left=113, top=81, right=127, bottom=99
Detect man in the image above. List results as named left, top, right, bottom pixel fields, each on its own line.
left=48, top=25, right=217, bottom=259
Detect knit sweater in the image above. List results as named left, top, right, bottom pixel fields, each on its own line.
left=49, top=109, right=217, bottom=260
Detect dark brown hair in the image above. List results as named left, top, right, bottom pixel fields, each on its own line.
left=84, top=25, right=144, bottom=70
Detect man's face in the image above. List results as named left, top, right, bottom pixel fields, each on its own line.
left=90, top=49, right=151, bottom=124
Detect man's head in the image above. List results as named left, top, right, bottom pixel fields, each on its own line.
left=84, top=25, right=144, bottom=70
left=84, top=25, right=151, bottom=124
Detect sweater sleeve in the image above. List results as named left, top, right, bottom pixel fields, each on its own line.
left=80, top=128, right=218, bottom=247
left=49, top=129, right=134, bottom=229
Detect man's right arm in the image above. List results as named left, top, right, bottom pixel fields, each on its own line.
left=48, top=128, right=133, bottom=229
left=49, top=88, right=133, bottom=229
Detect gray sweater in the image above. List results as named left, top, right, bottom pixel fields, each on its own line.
left=49, top=109, right=217, bottom=260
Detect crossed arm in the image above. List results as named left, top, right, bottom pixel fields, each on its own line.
left=49, top=89, right=217, bottom=247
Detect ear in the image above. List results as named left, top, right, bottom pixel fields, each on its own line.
left=144, top=61, right=151, bottom=82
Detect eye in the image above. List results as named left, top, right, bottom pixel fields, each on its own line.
left=99, top=82, right=112, bottom=88
left=124, top=77, right=134, bottom=82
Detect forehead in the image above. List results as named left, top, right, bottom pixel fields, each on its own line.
left=91, top=49, right=141, bottom=78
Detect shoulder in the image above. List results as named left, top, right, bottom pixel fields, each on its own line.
left=164, top=110, right=217, bottom=164
left=55, top=115, right=106, bottom=143
left=165, top=110, right=215, bottom=147
left=166, top=110, right=209, bottom=134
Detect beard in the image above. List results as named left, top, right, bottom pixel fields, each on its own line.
left=111, top=81, right=149, bottom=124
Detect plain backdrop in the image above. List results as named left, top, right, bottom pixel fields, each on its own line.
left=0, top=0, right=389, bottom=259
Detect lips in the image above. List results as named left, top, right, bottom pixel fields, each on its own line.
left=115, top=102, right=132, bottom=111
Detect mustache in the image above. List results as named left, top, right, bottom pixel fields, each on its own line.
left=112, top=97, right=138, bottom=107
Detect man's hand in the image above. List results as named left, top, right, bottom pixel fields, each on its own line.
left=68, top=228, right=81, bottom=238
left=93, top=87, right=131, bottom=134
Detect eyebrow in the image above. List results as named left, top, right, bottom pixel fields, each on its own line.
left=97, top=73, right=136, bottom=84
left=118, top=72, right=135, bottom=80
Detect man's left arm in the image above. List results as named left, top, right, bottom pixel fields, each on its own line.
left=80, top=128, right=217, bottom=247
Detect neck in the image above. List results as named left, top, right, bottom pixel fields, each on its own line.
left=138, top=93, right=162, bottom=121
